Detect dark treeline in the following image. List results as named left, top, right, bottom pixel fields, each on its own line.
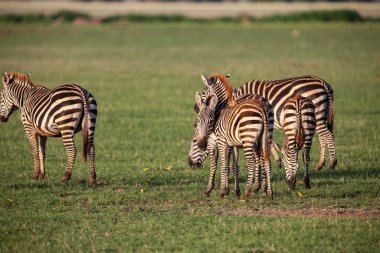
left=1, top=9, right=378, bottom=23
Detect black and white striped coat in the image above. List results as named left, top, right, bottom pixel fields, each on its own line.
left=0, top=72, right=97, bottom=185
left=234, top=75, right=336, bottom=170
left=195, top=74, right=273, bottom=198
left=273, top=93, right=316, bottom=190
left=190, top=92, right=278, bottom=197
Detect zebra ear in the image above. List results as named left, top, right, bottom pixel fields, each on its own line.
left=2, top=72, right=9, bottom=86
left=209, top=95, right=217, bottom=110
left=195, top=92, right=202, bottom=109
left=27, top=73, right=31, bottom=77
left=201, top=74, right=212, bottom=87
left=225, top=74, right=231, bottom=79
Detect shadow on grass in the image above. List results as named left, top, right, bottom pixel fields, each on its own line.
left=4, top=165, right=379, bottom=191
left=5, top=181, right=52, bottom=190
left=311, top=166, right=380, bottom=180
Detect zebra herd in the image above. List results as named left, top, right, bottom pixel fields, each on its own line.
left=188, top=73, right=336, bottom=198
left=0, top=72, right=336, bottom=199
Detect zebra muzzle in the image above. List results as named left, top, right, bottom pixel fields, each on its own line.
left=286, top=177, right=296, bottom=191
left=188, top=156, right=202, bottom=168
left=0, top=115, right=8, bottom=123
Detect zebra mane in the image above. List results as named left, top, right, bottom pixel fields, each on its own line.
left=208, top=73, right=235, bottom=105
left=9, top=72, right=35, bottom=87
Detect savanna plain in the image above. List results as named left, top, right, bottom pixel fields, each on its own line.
left=0, top=22, right=379, bottom=252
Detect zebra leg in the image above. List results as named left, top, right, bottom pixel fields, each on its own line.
left=303, top=146, right=311, bottom=189
left=260, top=155, right=267, bottom=194
left=242, top=145, right=256, bottom=197
left=61, top=133, right=76, bottom=183
left=263, top=154, right=273, bottom=199
left=38, top=136, right=47, bottom=180
left=232, top=147, right=240, bottom=197
left=218, top=143, right=230, bottom=198
left=325, top=131, right=337, bottom=169
left=204, top=147, right=218, bottom=196
left=316, top=128, right=327, bottom=171
left=270, top=143, right=282, bottom=168
left=252, top=149, right=262, bottom=195
left=25, top=130, right=41, bottom=180
left=88, top=140, right=96, bottom=186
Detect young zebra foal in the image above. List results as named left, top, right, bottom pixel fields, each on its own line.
left=0, top=72, right=97, bottom=185
left=274, top=93, right=316, bottom=190
left=195, top=74, right=273, bottom=199
left=190, top=92, right=277, bottom=197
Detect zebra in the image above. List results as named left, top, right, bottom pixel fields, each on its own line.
left=189, top=81, right=281, bottom=169
left=0, top=72, right=97, bottom=185
left=190, top=91, right=279, bottom=197
left=195, top=74, right=273, bottom=199
left=233, top=75, right=336, bottom=171
left=193, top=95, right=241, bottom=196
left=272, top=93, right=316, bottom=190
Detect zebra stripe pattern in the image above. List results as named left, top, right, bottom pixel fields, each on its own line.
left=192, top=92, right=241, bottom=196
left=189, top=92, right=280, bottom=196
left=0, top=72, right=97, bottom=185
left=276, top=93, right=316, bottom=190
left=233, top=75, right=336, bottom=171
left=196, top=74, right=273, bottom=198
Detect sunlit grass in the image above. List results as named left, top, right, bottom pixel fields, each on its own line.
left=0, top=22, right=379, bottom=252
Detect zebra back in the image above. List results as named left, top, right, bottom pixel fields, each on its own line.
left=233, top=75, right=333, bottom=130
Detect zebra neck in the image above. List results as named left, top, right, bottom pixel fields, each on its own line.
left=14, top=85, right=46, bottom=109
left=10, top=84, right=33, bottom=109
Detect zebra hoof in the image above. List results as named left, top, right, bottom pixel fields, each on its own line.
left=38, top=174, right=45, bottom=180
left=220, top=188, right=229, bottom=198
left=253, top=185, right=260, bottom=194
left=304, top=177, right=311, bottom=189
left=266, top=191, right=273, bottom=200
left=89, top=178, right=97, bottom=187
left=203, top=190, right=211, bottom=197
left=329, top=159, right=337, bottom=170
left=235, top=189, right=241, bottom=197
left=316, top=162, right=325, bottom=171
left=88, top=177, right=96, bottom=186
left=61, top=173, right=71, bottom=183
left=243, top=190, right=251, bottom=198
left=32, top=175, right=38, bottom=180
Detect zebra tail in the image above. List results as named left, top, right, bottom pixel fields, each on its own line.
left=80, top=88, right=89, bottom=163
left=321, top=79, right=334, bottom=133
left=327, top=96, right=334, bottom=133
left=295, top=93, right=304, bottom=150
left=261, top=105, right=271, bottom=162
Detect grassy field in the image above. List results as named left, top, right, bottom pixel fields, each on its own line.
left=0, top=22, right=380, bottom=252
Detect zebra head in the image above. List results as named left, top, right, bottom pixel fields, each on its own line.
left=194, top=91, right=217, bottom=152
left=188, top=130, right=208, bottom=168
left=0, top=72, right=21, bottom=122
left=283, top=139, right=300, bottom=191
left=201, top=73, right=234, bottom=111
left=188, top=89, right=216, bottom=168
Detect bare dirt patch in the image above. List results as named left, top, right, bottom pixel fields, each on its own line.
left=226, top=208, right=380, bottom=218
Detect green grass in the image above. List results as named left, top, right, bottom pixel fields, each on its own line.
left=0, top=22, right=379, bottom=252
